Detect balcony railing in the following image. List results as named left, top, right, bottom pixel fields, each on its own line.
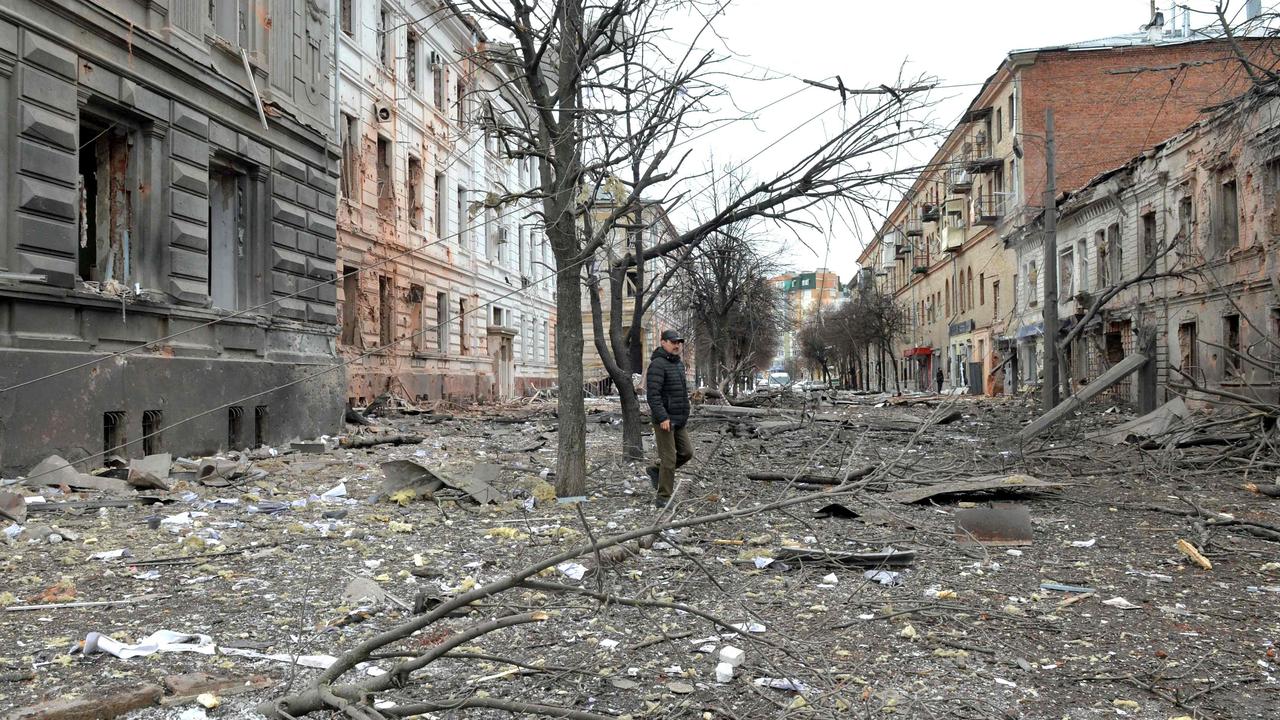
left=947, top=167, right=973, bottom=194
left=971, top=194, right=1005, bottom=226
left=921, top=203, right=940, bottom=223
left=965, top=139, right=1002, bottom=174
left=904, top=216, right=923, bottom=236
left=942, top=219, right=966, bottom=251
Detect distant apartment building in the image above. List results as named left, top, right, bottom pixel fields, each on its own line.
left=859, top=10, right=1274, bottom=395
left=770, top=269, right=842, bottom=368
left=1010, top=85, right=1280, bottom=407
left=333, top=0, right=556, bottom=405
left=0, top=0, right=342, bottom=473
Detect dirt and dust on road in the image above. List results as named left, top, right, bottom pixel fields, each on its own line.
left=1, top=390, right=1278, bottom=720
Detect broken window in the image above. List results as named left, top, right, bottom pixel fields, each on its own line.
left=210, top=0, right=247, bottom=46
left=406, top=29, right=419, bottom=91
left=104, top=411, right=126, bottom=455
left=340, top=0, right=353, bottom=37
left=1179, top=321, right=1198, bottom=379
left=542, top=320, right=549, bottom=361
left=1095, top=229, right=1109, bottom=287
left=435, top=291, right=448, bottom=352
left=209, top=162, right=247, bottom=310
left=434, top=172, right=446, bottom=238
left=78, top=119, right=136, bottom=284
left=992, top=281, right=999, bottom=320
left=995, top=107, right=1003, bottom=141
left=1107, top=223, right=1122, bottom=283
left=376, top=135, right=392, bottom=215
left=457, top=184, right=467, bottom=248
left=458, top=298, right=469, bottom=354
left=1059, top=249, right=1073, bottom=298
left=1224, top=314, right=1242, bottom=377
left=408, top=284, right=423, bottom=352
left=1177, top=195, right=1194, bottom=249
left=493, top=306, right=504, bottom=326
left=142, top=410, right=163, bottom=456
left=1076, top=239, right=1088, bottom=293
left=254, top=406, right=268, bottom=447
left=378, top=5, right=392, bottom=67
left=433, top=57, right=445, bottom=108
left=1141, top=211, right=1157, bottom=264
left=456, top=77, right=466, bottom=126
left=1219, top=176, right=1239, bottom=253
left=1027, top=262, right=1037, bottom=308
left=228, top=406, right=244, bottom=449
left=378, top=275, right=393, bottom=347
left=407, top=156, right=423, bottom=229
left=341, top=266, right=359, bottom=346
left=340, top=114, right=360, bottom=202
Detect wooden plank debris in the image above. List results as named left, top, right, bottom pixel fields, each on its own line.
left=1015, top=353, right=1148, bottom=441
left=885, top=474, right=1060, bottom=504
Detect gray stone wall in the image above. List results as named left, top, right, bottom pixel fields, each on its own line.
left=0, top=0, right=344, bottom=474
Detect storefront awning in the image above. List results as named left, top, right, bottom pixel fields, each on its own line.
left=903, top=346, right=933, bottom=358
left=1014, top=322, right=1044, bottom=340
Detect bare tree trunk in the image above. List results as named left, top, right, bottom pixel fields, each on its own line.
left=555, top=266, right=587, bottom=496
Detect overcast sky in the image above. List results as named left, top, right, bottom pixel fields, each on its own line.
left=664, top=0, right=1268, bottom=281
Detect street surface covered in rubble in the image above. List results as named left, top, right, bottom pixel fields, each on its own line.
left=2, top=393, right=1279, bottom=719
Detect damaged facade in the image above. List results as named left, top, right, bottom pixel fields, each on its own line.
left=581, top=201, right=688, bottom=389
left=858, top=13, right=1274, bottom=396
left=1011, top=88, right=1280, bottom=407
left=0, top=0, right=343, bottom=474
left=334, top=0, right=556, bottom=405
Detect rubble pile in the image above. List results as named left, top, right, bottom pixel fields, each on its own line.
left=1, top=393, right=1277, bottom=719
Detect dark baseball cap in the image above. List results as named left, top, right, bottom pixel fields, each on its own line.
left=660, top=329, right=684, bottom=342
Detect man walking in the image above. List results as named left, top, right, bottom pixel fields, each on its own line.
left=645, top=329, right=692, bottom=507
left=935, top=366, right=944, bottom=394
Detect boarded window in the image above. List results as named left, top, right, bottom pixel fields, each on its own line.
left=1224, top=314, right=1242, bottom=376
left=378, top=276, right=394, bottom=347
left=408, top=284, right=424, bottom=351
left=1141, top=211, right=1157, bottom=264
left=435, top=291, right=448, bottom=352
left=209, top=163, right=247, bottom=309
left=341, top=266, right=359, bottom=346
left=458, top=298, right=469, bottom=354
left=434, top=171, right=445, bottom=237
left=1220, top=177, right=1239, bottom=253
left=992, top=281, right=999, bottom=320
left=378, top=5, right=392, bottom=67
left=1179, top=321, right=1198, bottom=379
left=377, top=136, right=392, bottom=215
left=1059, top=249, right=1073, bottom=298
left=340, top=0, right=353, bottom=36
left=406, top=29, right=419, bottom=90
left=407, top=156, right=423, bottom=229
left=341, top=114, right=360, bottom=201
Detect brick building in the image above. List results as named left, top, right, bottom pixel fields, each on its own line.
left=334, top=1, right=556, bottom=405
left=0, top=0, right=342, bottom=473
left=1012, top=85, right=1280, bottom=408
left=858, top=11, right=1274, bottom=395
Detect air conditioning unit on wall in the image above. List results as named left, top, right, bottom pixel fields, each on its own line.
left=374, top=100, right=393, bottom=124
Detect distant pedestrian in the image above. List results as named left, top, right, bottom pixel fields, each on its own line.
left=645, top=329, right=692, bottom=508
left=935, top=367, right=944, bottom=394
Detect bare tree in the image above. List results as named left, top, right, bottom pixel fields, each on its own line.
left=465, top=0, right=938, bottom=495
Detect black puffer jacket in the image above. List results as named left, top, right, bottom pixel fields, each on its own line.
left=646, top=347, right=690, bottom=427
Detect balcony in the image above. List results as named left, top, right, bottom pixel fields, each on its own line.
left=947, top=167, right=973, bottom=194
left=942, top=219, right=966, bottom=251
left=921, top=203, right=940, bottom=223
left=904, top=216, right=923, bottom=237
left=972, top=195, right=1004, bottom=226
left=965, top=138, right=1002, bottom=174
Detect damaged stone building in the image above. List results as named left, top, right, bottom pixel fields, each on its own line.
left=0, top=0, right=343, bottom=474
left=858, top=9, right=1274, bottom=397
left=334, top=0, right=556, bottom=404
left=1011, top=86, right=1280, bottom=408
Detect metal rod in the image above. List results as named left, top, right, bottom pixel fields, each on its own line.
left=1042, top=107, right=1060, bottom=410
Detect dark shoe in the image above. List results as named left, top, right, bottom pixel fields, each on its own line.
left=654, top=495, right=671, bottom=509
left=646, top=466, right=660, bottom=490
